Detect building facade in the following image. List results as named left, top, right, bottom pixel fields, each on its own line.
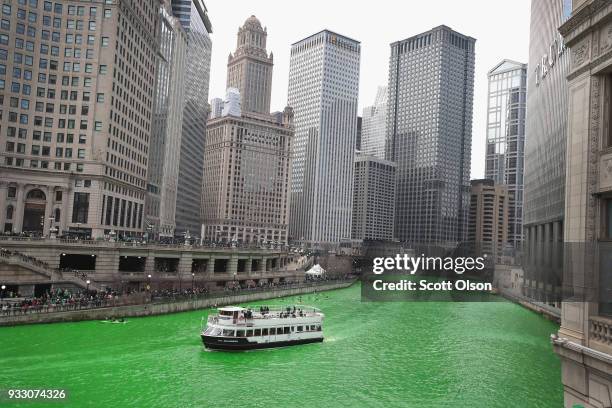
left=202, top=109, right=293, bottom=245
left=288, top=30, right=361, bottom=245
left=523, top=0, right=570, bottom=247
left=485, top=60, right=527, bottom=249
left=145, top=2, right=187, bottom=238
left=552, top=1, right=612, bottom=406
left=467, top=179, right=509, bottom=259
left=351, top=154, right=396, bottom=241
left=201, top=16, right=293, bottom=245
left=361, top=86, right=388, bottom=159
left=171, top=0, right=212, bottom=236
left=387, top=26, right=475, bottom=245
left=226, top=16, right=273, bottom=115
left=209, top=97, right=223, bottom=119
left=0, top=0, right=159, bottom=239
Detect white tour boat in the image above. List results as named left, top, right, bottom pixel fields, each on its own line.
left=201, top=305, right=324, bottom=351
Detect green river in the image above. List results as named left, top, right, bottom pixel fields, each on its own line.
left=0, top=283, right=562, bottom=407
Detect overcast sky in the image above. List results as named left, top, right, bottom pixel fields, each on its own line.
left=205, top=0, right=531, bottom=179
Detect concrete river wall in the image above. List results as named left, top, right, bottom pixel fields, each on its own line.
left=0, top=281, right=354, bottom=326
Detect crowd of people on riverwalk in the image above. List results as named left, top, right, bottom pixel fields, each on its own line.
left=0, top=274, right=355, bottom=316
left=0, top=288, right=121, bottom=315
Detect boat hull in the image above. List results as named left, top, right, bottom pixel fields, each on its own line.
left=201, top=335, right=323, bottom=351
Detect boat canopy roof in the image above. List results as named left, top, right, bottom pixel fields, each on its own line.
left=218, top=306, right=245, bottom=312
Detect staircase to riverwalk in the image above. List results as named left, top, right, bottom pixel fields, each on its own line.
left=0, top=250, right=100, bottom=291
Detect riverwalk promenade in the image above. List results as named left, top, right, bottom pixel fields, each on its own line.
left=0, top=279, right=356, bottom=326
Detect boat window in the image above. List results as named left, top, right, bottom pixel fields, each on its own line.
left=204, top=327, right=215, bottom=335
left=219, top=310, right=233, bottom=316
left=291, top=326, right=295, bottom=332
left=316, top=325, right=321, bottom=331
left=212, top=328, right=222, bottom=336
left=284, top=327, right=290, bottom=334
left=246, top=330, right=253, bottom=337
left=222, top=329, right=235, bottom=337
left=262, top=328, right=268, bottom=335
left=254, top=329, right=261, bottom=336
left=310, top=325, right=315, bottom=331
left=270, top=328, right=276, bottom=335
left=297, top=326, right=303, bottom=332
left=236, top=330, right=245, bottom=337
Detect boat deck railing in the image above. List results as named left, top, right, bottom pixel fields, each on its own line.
left=208, top=306, right=322, bottom=325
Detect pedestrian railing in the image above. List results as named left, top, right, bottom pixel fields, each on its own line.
left=0, top=279, right=356, bottom=317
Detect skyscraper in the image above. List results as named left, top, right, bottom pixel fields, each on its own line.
left=202, top=16, right=293, bottom=245
left=209, top=98, right=224, bottom=119
left=171, top=0, right=213, bottom=236
left=484, top=60, right=527, bottom=248
left=288, top=30, right=361, bottom=245
left=352, top=154, right=396, bottom=241
left=467, top=179, right=509, bottom=260
left=226, top=16, right=273, bottom=115
left=361, top=86, right=388, bottom=159
left=145, top=2, right=187, bottom=238
left=523, top=0, right=569, bottom=247
left=0, top=0, right=159, bottom=239
left=387, top=26, right=475, bottom=245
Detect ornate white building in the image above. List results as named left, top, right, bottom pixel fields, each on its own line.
left=288, top=30, right=361, bottom=245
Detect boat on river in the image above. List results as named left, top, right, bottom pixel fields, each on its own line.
left=201, top=305, right=324, bottom=351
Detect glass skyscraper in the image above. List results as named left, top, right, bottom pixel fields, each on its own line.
left=387, top=25, right=475, bottom=245
left=523, top=0, right=570, bottom=246
left=485, top=60, right=527, bottom=248
left=171, top=0, right=212, bottom=236
left=361, top=86, right=388, bottom=159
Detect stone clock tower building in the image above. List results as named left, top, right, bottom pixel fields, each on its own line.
left=226, top=16, right=274, bottom=115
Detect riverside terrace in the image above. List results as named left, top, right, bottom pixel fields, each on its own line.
left=0, top=237, right=310, bottom=297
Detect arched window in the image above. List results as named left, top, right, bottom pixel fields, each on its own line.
left=26, top=189, right=46, bottom=200
left=6, top=205, right=13, bottom=220
left=54, top=208, right=61, bottom=223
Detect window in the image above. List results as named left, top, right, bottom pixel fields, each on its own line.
left=605, top=199, right=612, bottom=239
left=71, top=192, right=89, bottom=223
left=88, top=21, right=96, bottom=31
left=101, top=37, right=109, bottom=47
left=104, top=9, right=112, bottom=18
left=96, top=93, right=104, bottom=103
left=94, top=121, right=102, bottom=131
left=99, top=65, right=107, bottom=74
left=7, top=186, right=16, bottom=198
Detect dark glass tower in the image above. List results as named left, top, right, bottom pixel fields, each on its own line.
left=387, top=25, right=475, bottom=245
left=171, top=0, right=213, bottom=236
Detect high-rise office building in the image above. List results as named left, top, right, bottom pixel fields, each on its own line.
left=387, top=26, right=475, bottom=245
left=171, top=0, right=213, bottom=236
left=202, top=17, right=293, bottom=244
left=552, top=0, right=612, bottom=405
left=145, top=2, right=187, bottom=238
left=361, top=86, right=388, bottom=159
left=226, top=16, right=273, bottom=115
left=356, top=116, right=362, bottom=151
left=352, top=154, right=396, bottom=241
left=0, top=0, right=158, bottom=239
left=288, top=30, right=361, bottom=245
left=485, top=60, right=527, bottom=248
left=523, top=0, right=569, bottom=246
left=202, top=106, right=294, bottom=244
left=209, top=97, right=223, bottom=119
left=467, top=179, right=509, bottom=260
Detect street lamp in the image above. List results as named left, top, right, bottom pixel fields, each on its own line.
left=192, top=272, right=195, bottom=290
left=1, top=284, right=5, bottom=300
left=86, top=279, right=90, bottom=292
